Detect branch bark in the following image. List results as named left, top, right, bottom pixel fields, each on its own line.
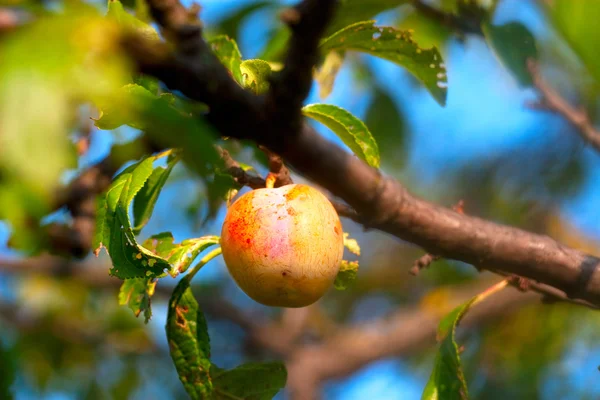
left=122, top=0, right=600, bottom=307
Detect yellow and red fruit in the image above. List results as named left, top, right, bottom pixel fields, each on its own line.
left=220, top=184, right=344, bottom=307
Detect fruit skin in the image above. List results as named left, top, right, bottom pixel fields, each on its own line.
left=220, top=184, right=344, bottom=307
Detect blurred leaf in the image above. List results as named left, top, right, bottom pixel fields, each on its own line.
left=397, top=9, right=452, bottom=50
left=214, top=1, right=270, bottom=41
left=0, top=7, right=127, bottom=253
left=320, top=21, right=447, bottom=105
left=365, top=87, right=406, bottom=169
left=258, top=26, right=291, bottom=61
left=133, top=153, right=179, bottom=235
left=212, top=362, right=287, bottom=400
left=204, top=171, right=239, bottom=225
left=94, top=83, right=220, bottom=178
left=422, top=280, right=509, bottom=400
left=240, top=59, right=272, bottom=94
left=302, top=103, right=380, bottom=168
left=0, top=341, right=14, bottom=400
left=167, top=278, right=213, bottom=399
left=142, top=232, right=220, bottom=276
left=334, top=260, right=359, bottom=290
left=109, top=365, right=141, bottom=400
left=482, top=22, right=538, bottom=87
left=441, top=0, right=495, bottom=18
left=343, top=232, right=361, bottom=256
left=327, top=0, right=408, bottom=35
left=208, top=35, right=244, bottom=84
left=106, top=0, right=158, bottom=40
left=315, top=51, right=345, bottom=99
left=94, top=83, right=160, bottom=130
left=94, top=155, right=171, bottom=279
left=118, top=277, right=156, bottom=323
left=543, top=0, right=600, bottom=83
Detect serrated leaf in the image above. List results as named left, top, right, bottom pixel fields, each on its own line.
left=482, top=22, right=538, bottom=87
left=302, top=103, right=380, bottom=168
left=133, top=154, right=179, bottom=235
left=106, top=0, right=159, bottom=40
left=212, top=362, right=287, bottom=400
left=209, top=35, right=244, bottom=85
left=343, top=232, right=361, bottom=256
left=94, top=156, right=172, bottom=279
left=543, top=0, right=600, bottom=83
left=118, top=277, right=156, bottom=323
left=327, top=0, right=409, bottom=36
left=167, top=278, right=213, bottom=399
left=320, top=21, right=447, bottom=106
left=142, top=232, right=220, bottom=276
left=334, top=260, right=359, bottom=290
left=240, top=59, right=272, bottom=94
left=315, top=51, right=345, bottom=99
left=421, top=280, right=509, bottom=400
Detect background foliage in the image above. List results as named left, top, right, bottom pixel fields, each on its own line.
left=0, top=0, right=600, bottom=399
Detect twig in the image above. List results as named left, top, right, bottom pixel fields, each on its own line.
left=528, top=59, right=600, bottom=153
left=259, top=145, right=293, bottom=187
left=410, top=200, right=464, bottom=275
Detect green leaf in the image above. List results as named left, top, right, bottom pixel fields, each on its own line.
left=133, top=154, right=179, bottom=235
left=94, top=155, right=172, bottom=279
left=258, top=26, right=291, bottom=62
left=397, top=9, right=452, bottom=50
left=421, top=304, right=470, bottom=400
left=365, top=87, right=406, bottom=169
left=208, top=35, right=244, bottom=85
left=421, top=280, right=509, bottom=400
left=212, top=362, right=287, bottom=400
left=334, top=260, right=359, bottom=290
left=482, top=22, right=538, bottom=87
left=94, top=83, right=220, bottom=178
left=142, top=232, right=220, bottom=276
left=302, top=103, right=380, bottom=168
left=315, top=51, right=345, bottom=99
left=167, top=278, right=213, bottom=399
left=106, top=0, right=159, bottom=40
left=327, top=0, right=409, bottom=36
left=543, top=0, right=600, bottom=83
left=320, top=21, right=447, bottom=106
left=94, top=84, right=158, bottom=130
left=118, top=277, right=156, bottom=323
left=240, top=59, right=272, bottom=94
left=213, top=1, right=270, bottom=41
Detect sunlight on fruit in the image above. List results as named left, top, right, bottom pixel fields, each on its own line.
left=221, top=184, right=344, bottom=307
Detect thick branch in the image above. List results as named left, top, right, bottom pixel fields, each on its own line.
left=125, top=0, right=600, bottom=306
left=265, top=0, right=337, bottom=137
left=286, top=281, right=536, bottom=398
left=528, top=60, right=600, bottom=153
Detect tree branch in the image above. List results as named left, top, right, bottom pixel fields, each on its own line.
left=123, top=0, right=600, bottom=307
left=528, top=59, right=600, bottom=153
left=285, top=280, right=536, bottom=399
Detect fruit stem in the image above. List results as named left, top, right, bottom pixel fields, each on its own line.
left=186, top=247, right=223, bottom=281
left=265, top=172, right=276, bottom=189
